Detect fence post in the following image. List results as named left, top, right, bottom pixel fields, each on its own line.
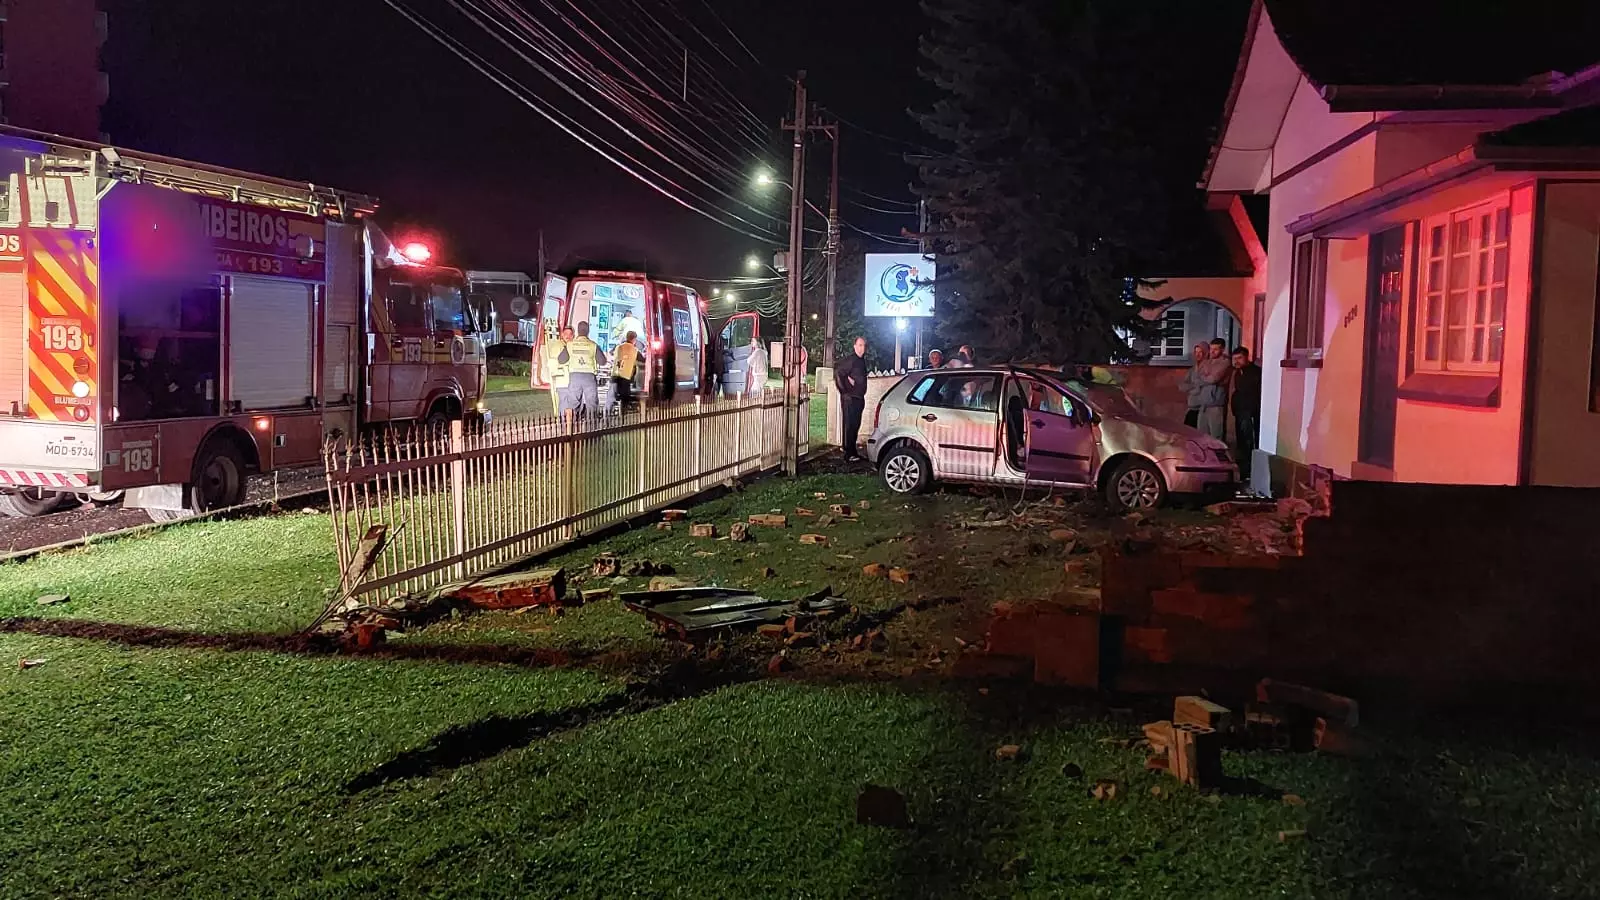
left=563, top=422, right=577, bottom=541
left=693, top=395, right=704, bottom=492
left=450, top=418, right=467, bottom=579
left=637, top=400, right=649, bottom=514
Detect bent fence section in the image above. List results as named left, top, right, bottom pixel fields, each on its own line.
left=324, top=391, right=807, bottom=600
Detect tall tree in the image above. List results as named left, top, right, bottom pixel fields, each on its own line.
left=914, top=0, right=1201, bottom=364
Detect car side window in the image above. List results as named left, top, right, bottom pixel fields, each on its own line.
left=910, top=373, right=999, bottom=412
left=1029, top=382, right=1075, bottom=419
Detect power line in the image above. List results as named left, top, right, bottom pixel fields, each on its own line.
left=384, top=0, right=782, bottom=243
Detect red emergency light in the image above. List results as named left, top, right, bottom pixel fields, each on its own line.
left=400, top=241, right=433, bottom=264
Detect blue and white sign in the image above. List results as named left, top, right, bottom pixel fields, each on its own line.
left=863, top=253, right=936, bottom=318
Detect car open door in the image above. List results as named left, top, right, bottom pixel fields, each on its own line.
left=718, top=312, right=758, bottom=393
left=1021, top=378, right=1096, bottom=485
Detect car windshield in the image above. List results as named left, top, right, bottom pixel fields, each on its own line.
left=1064, top=380, right=1141, bottom=417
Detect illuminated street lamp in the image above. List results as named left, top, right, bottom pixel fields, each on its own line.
left=744, top=255, right=761, bottom=272
left=894, top=317, right=907, bottom=332
left=755, top=170, right=775, bottom=187
left=712, top=287, right=722, bottom=297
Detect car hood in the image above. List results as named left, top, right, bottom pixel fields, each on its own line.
left=1097, top=411, right=1227, bottom=456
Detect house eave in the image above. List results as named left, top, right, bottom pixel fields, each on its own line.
left=1321, top=83, right=1564, bottom=113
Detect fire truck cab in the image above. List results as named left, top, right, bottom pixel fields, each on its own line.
left=0, top=127, right=486, bottom=520
left=530, top=270, right=717, bottom=403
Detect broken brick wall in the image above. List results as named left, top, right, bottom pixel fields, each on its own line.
left=1102, top=481, right=1600, bottom=699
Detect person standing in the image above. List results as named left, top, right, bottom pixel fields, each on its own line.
left=558, top=320, right=606, bottom=425
left=926, top=349, right=944, bottom=369
left=1178, top=342, right=1208, bottom=429
left=835, top=336, right=870, bottom=461
left=543, top=326, right=572, bottom=419
left=1195, top=338, right=1232, bottom=440
left=612, top=330, right=640, bottom=412
left=744, top=335, right=769, bottom=397
left=1230, top=346, right=1261, bottom=482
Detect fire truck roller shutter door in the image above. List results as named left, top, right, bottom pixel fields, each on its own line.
left=229, top=277, right=315, bottom=409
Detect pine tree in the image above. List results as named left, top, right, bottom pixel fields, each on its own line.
left=914, top=0, right=1178, bottom=364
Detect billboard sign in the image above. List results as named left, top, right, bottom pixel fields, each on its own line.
left=863, top=253, right=936, bottom=318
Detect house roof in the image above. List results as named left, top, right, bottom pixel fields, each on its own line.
left=1478, top=105, right=1600, bottom=148
left=1265, top=0, right=1600, bottom=91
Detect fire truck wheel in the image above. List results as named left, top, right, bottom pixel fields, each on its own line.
left=190, top=441, right=248, bottom=514
left=0, top=487, right=72, bottom=518
left=424, top=404, right=456, bottom=432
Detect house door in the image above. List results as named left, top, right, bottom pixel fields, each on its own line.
left=1358, top=226, right=1406, bottom=468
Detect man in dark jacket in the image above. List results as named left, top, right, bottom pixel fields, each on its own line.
left=1230, top=346, right=1262, bottom=481
left=835, top=336, right=870, bottom=461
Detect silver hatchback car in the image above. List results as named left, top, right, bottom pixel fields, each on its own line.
left=863, top=366, right=1236, bottom=511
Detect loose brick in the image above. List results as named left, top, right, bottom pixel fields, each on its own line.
left=662, top=509, right=688, bottom=521
left=1174, top=696, right=1233, bottom=732
left=862, top=562, right=887, bottom=578
left=888, top=567, right=912, bottom=584
left=1257, top=679, right=1359, bottom=727
left=1142, top=720, right=1175, bottom=752
left=829, top=503, right=854, bottom=517
left=749, top=514, right=788, bottom=527
left=451, top=568, right=566, bottom=610
left=799, top=533, right=829, bottom=545
left=1169, top=724, right=1222, bottom=788
left=690, top=523, right=717, bottom=538
left=728, top=522, right=751, bottom=542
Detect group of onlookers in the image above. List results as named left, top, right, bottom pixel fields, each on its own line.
left=1181, top=339, right=1261, bottom=479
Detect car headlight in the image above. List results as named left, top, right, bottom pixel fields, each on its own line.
left=1185, top=440, right=1209, bottom=463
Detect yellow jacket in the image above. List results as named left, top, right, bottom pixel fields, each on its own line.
left=561, top=336, right=604, bottom=374
left=543, top=339, right=569, bottom=388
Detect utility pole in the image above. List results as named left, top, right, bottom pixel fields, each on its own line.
left=780, top=72, right=808, bottom=477
left=822, top=121, right=840, bottom=369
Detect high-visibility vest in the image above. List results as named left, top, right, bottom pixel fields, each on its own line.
left=614, top=341, right=639, bottom=380
left=544, top=340, right=570, bottom=388
left=566, top=336, right=600, bottom=374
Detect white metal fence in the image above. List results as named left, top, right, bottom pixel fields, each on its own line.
left=324, top=390, right=807, bottom=600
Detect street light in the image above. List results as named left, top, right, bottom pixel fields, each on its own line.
left=755, top=170, right=775, bottom=187
left=895, top=317, right=907, bottom=332
left=712, top=287, right=722, bottom=297
left=744, top=255, right=761, bottom=272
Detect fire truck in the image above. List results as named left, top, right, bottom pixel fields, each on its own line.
left=0, top=127, right=487, bottom=520
left=531, top=270, right=730, bottom=402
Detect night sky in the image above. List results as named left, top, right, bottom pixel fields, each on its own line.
left=99, top=0, right=1246, bottom=283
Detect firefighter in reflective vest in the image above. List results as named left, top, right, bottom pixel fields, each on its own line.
left=558, top=320, right=606, bottom=423
left=543, top=326, right=572, bottom=415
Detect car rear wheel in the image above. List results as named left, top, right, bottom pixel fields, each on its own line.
left=0, top=487, right=71, bottom=517
left=879, top=444, right=931, bottom=495
left=1106, top=458, right=1166, bottom=513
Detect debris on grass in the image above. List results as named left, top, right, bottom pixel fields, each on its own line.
left=450, top=568, right=567, bottom=610
left=1048, top=528, right=1076, bottom=543
left=749, top=514, right=788, bottom=528
left=761, top=566, right=777, bottom=578
left=994, top=744, right=1023, bottom=761
left=1278, top=829, right=1307, bottom=843
left=1143, top=720, right=1175, bottom=753
left=580, top=588, right=612, bottom=603
left=888, top=567, right=912, bottom=584
left=862, top=562, right=886, bottom=578
left=662, top=509, right=688, bottom=521
left=690, top=523, right=717, bottom=538
left=816, top=514, right=835, bottom=527
left=757, top=623, right=786, bottom=639
left=1091, top=780, right=1120, bottom=801
left=655, top=522, right=673, bottom=531
left=592, top=554, right=620, bottom=577
left=17, top=657, right=48, bottom=670
left=799, top=533, right=829, bottom=546
left=829, top=503, right=854, bottom=517
left=858, top=500, right=871, bottom=510
left=1175, top=695, right=1234, bottom=732
left=856, top=785, right=910, bottom=828
left=728, top=522, right=750, bottom=542
left=796, top=507, right=816, bottom=517
left=648, top=576, right=696, bottom=592
left=1282, top=793, right=1306, bottom=806
left=767, top=652, right=790, bottom=674
left=35, top=593, right=69, bottom=606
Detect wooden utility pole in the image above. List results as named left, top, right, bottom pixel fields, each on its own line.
left=781, top=72, right=808, bottom=476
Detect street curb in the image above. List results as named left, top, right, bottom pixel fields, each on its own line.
left=0, top=487, right=330, bottom=566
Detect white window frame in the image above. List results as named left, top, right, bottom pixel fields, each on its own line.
left=1288, top=236, right=1327, bottom=360
left=1157, top=307, right=1187, bottom=358
left=1415, top=201, right=1510, bottom=375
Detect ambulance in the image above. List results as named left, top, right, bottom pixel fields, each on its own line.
left=0, top=127, right=487, bottom=520
left=530, top=270, right=726, bottom=403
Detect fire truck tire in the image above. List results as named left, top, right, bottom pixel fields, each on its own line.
left=0, top=487, right=71, bottom=518
left=424, top=403, right=457, bottom=432
left=189, top=441, right=248, bottom=514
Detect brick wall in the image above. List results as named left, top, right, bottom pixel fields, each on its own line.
left=1100, top=480, right=1600, bottom=701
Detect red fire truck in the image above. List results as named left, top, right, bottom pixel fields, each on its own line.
left=0, top=127, right=487, bottom=520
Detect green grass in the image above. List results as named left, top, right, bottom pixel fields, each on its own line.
left=0, top=512, right=338, bottom=633
left=4, top=642, right=1597, bottom=899
left=487, top=373, right=534, bottom=393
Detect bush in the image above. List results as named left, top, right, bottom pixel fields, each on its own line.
left=488, top=358, right=532, bottom=377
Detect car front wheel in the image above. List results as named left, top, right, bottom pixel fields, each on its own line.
left=879, top=444, right=931, bottom=494
left=1106, top=458, right=1166, bottom=513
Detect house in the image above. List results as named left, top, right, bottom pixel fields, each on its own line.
left=1203, top=0, right=1600, bottom=493
left=1132, top=195, right=1269, bottom=368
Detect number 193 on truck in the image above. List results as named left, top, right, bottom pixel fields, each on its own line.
left=0, top=128, right=488, bottom=520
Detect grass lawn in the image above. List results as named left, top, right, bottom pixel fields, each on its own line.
left=2, top=471, right=1598, bottom=897
left=487, top=373, right=533, bottom=393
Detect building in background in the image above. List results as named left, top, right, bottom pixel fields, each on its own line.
left=1203, top=0, right=1600, bottom=493
left=1, top=0, right=108, bottom=140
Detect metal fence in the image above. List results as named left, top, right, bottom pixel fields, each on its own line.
left=323, top=390, right=807, bottom=600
